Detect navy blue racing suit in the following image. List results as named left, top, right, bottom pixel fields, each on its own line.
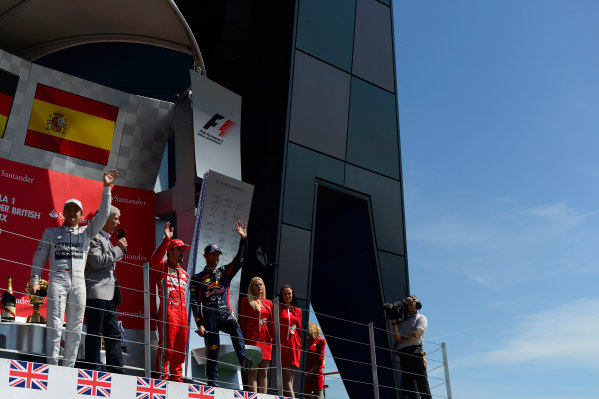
left=189, top=238, right=248, bottom=386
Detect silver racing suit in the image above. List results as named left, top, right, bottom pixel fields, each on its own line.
left=30, top=187, right=111, bottom=367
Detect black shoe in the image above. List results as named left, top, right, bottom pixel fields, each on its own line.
left=240, top=357, right=253, bottom=380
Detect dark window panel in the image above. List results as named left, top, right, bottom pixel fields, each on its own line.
left=353, top=0, right=395, bottom=92
left=347, top=77, right=400, bottom=179
left=378, top=250, right=408, bottom=303
left=345, top=164, right=405, bottom=255
left=277, top=224, right=312, bottom=300
left=282, top=143, right=345, bottom=229
left=296, top=0, right=356, bottom=72
left=289, top=51, right=351, bottom=160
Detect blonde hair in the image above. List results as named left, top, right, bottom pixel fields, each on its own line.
left=308, top=322, right=321, bottom=339
left=247, top=277, right=266, bottom=310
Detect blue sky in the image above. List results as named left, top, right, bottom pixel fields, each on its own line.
left=394, top=1, right=599, bottom=398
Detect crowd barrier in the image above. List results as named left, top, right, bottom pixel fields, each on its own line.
left=0, top=227, right=452, bottom=399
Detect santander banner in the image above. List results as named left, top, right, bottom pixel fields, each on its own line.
left=0, top=158, right=154, bottom=329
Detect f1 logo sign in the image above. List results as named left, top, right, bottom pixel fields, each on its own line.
left=202, top=113, right=237, bottom=138
left=203, top=114, right=224, bottom=130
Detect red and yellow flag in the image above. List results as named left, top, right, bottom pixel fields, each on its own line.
left=0, top=69, right=19, bottom=138
left=25, top=84, right=118, bottom=165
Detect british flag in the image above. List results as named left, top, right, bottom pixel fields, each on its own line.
left=136, top=377, right=167, bottom=399
left=77, top=369, right=112, bottom=397
left=188, top=384, right=215, bottom=399
left=8, top=360, right=49, bottom=390
left=233, top=390, right=258, bottom=399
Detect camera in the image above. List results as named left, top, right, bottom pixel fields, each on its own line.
left=383, top=299, right=409, bottom=321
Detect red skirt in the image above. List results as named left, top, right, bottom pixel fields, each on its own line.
left=305, top=372, right=324, bottom=391
left=245, top=337, right=272, bottom=361
left=281, top=339, right=301, bottom=368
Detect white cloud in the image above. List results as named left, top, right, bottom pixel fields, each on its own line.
left=404, top=189, right=599, bottom=285
left=409, top=199, right=597, bottom=250
left=477, top=298, right=599, bottom=367
left=521, top=201, right=599, bottom=231
left=463, top=271, right=488, bottom=284
left=408, top=217, right=490, bottom=249
left=490, top=196, right=518, bottom=204
left=453, top=380, right=599, bottom=399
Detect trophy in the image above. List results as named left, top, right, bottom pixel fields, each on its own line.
left=26, top=279, right=48, bottom=324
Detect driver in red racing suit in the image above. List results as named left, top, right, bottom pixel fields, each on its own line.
left=150, top=222, right=190, bottom=382
left=189, top=220, right=252, bottom=387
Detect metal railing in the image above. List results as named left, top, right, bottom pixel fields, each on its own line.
left=0, top=226, right=452, bottom=398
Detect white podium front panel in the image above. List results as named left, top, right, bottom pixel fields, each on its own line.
left=0, top=357, right=290, bottom=399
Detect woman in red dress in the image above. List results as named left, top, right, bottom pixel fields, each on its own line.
left=304, top=322, right=326, bottom=399
left=239, top=277, right=274, bottom=393
left=279, top=284, right=302, bottom=398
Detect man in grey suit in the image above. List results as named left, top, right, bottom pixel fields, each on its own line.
left=83, top=205, right=127, bottom=374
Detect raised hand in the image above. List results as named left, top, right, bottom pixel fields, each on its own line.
left=103, top=169, right=119, bottom=187
left=164, top=222, right=174, bottom=240
left=235, top=220, right=247, bottom=239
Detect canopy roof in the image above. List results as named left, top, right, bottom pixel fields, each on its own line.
left=0, top=0, right=205, bottom=74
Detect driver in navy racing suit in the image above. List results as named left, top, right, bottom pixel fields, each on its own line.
left=189, top=220, right=252, bottom=387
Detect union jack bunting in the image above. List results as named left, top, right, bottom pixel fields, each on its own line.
left=233, top=390, right=258, bottom=399
left=136, top=377, right=167, bottom=399
left=188, top=384, right=215, bottom=399
left=8, top=360, right=49, bottom=390
left=77, top=369, right=112, bottom=397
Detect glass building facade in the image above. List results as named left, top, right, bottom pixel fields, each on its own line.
left=185, top=1, right=410, bottom=397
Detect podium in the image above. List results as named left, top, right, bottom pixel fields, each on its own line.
left=190, top=345, right=262, bottom=389
left=0, top=322, right=46, bottom=361
left=0, top=321, right=133, bottom=372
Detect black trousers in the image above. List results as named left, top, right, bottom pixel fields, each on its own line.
left=399, top=345, right=431, bottom=399
left=84, top=298, right=124, bottom=374
left=203, top=310, right=247, bottom=387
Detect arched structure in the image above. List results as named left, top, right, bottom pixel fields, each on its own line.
left=0, top=0, right=205, bottom=74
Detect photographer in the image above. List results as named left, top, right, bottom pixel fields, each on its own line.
left=391, top=295, right=431, bottom=399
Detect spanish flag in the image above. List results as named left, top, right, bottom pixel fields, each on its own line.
left=25, top=84, right=118, bottom=165
left=0, top=69, right=19, bottom=138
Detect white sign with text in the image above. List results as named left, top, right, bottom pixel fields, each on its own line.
left=190, top=70, right=242, bottom=180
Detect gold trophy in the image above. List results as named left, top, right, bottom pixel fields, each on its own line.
left=26, top=279, right=48, bottom=324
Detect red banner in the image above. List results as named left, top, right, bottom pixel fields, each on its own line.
left=0, top=158, right=154, bottom=329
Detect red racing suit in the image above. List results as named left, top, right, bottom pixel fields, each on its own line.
left=150, top=237, right=189, bottom=382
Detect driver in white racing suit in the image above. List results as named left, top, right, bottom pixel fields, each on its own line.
left=30, top=169, right=119, bottom=367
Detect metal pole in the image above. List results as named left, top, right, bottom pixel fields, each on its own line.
left=144, top=262, right=151, bottom=377
left=441, top=342, right=453, bottom=399
left=368, top=322, right=380, bottom=399
left=274, top=297, right=283, bottom=395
